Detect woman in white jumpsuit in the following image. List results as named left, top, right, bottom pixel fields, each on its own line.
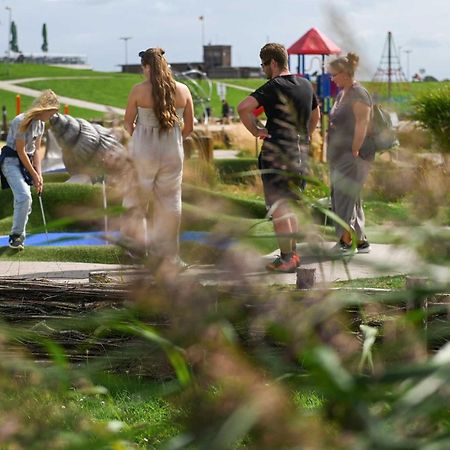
left=123, top=48, right=194, bottom=266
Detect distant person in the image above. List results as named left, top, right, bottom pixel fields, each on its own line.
left=327, top=52, right=373, bottom=254
left=238, top=43, right=320, bottom=273
left=221, top=99, right=230, bottom=124
left=123, top=47, right=194, bottom=269
left=0, top=90, right=59, bottom=250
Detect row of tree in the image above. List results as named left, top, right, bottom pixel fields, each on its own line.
left=9, top=23, right=48, bottom=53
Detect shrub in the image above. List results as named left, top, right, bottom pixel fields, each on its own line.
left=214, top=158, right=258, bottom=184
left=413, top=88, right=450, bottom=153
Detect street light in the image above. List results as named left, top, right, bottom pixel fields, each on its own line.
left=5, top=6, right=11, bottom=58
left=198, top=15, right=205, bottom=48
left=119, top=36, right=132, bottom=66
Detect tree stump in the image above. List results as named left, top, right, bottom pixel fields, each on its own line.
left=296, top=268, right=316, bottom=289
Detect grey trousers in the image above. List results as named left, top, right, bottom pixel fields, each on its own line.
left=330, top=153, right=371, bottom=241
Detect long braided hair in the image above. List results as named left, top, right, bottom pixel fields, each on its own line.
left=140, top=48, right=178, bottom=131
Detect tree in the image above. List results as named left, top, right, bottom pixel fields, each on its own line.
left=41, top=23, right=48, bottom=53
left=10, top=21, right=19, bottom=53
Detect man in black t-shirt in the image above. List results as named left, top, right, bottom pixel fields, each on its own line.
left=238, top=43, right=320, bottom=273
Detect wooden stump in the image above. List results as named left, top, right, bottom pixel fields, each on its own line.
left=296, top=268, right=316, bottom=289
left=406, top=276, right=429, bottom=311
left=197, top=135, right=213, bottom=162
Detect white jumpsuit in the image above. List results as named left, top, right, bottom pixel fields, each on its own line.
left=123, top=107, right=184, bottom=257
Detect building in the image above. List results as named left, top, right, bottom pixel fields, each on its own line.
left=203, top=45, right=231, bottom=69
left=0, top=52, right=91, bottom=70
left=120, top=44, right=261, bottom=79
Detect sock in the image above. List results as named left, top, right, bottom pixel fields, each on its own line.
left=281, top=251, right=292, bottom=261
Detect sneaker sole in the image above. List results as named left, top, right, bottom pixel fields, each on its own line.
left=357, top=247, right=371, bottom=254
left=9, top=244, right=24, bottom=251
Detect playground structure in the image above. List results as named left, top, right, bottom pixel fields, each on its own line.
left=287, top=27, right=341, bottom=161
left=372, top=31, right=407, bottom=99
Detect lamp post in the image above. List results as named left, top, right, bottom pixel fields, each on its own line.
left=5, top=6, right=11, bottom=58
left=119, top=36, right=132, bottom=66
left=404, top=49, right=412, bottom=81
left=199, top=15, right=205, bottom=48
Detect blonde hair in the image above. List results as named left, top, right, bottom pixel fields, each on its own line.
left=140, top=48, right=178, bottom=131
left=20, top=89, right=59, bottom=132
left=329, top=52, right=360, bottom=78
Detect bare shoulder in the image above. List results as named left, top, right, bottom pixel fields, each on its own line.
left=176, top=81, right=190, bottom=96
left=132, top=81, right=149, bottom=94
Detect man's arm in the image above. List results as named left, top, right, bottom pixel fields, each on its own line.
left=237, top=96, right=269, bottom=139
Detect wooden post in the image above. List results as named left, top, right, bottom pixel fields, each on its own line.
left=198, top=135, right=213, bottom=162
left=16, top=94, right=21, bottom=115
left=296, top=267, right=316, bottom=289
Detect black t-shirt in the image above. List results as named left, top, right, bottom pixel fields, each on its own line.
left=251, top=75, right=318, bottom=145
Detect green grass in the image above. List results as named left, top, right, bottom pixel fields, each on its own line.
left=0, top=245, right=123, bottom=263
left=213, top=78, right=450, bottom=117
left=2, top=63, right=448, bottom=120
left=0, top=89, right=104, bottom=121
left=333, top=275, right=406, bottom=289
left=2, top=378, right=180, bottom=449
left=0, top=62, right=109, bottom=80
left=363, top=200, right=411, bottom=225
left=0, top=183, right=104, bottom=233
left=0, top=180, right=417, bottom=262
left=20, top=74, right=140, bottom=110
left=6, top=64, right=446, bottom=120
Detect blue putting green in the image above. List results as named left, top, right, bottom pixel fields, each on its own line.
left=0, top=231, right=224, bottom=247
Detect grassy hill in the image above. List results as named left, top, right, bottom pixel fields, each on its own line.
left=2, top=62, right=449, bottom=120
left=0, top=62, right=108, bottom=80
left=0, top=89, right=105, bottom=121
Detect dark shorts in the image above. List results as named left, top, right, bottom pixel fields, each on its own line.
left=258, top=141, right=307, bottom=208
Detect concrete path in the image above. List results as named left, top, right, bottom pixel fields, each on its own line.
left=0, top=261, right=127, bottom=284
left=0, top=77, right=125, bottom=115
left=213, top=149, right=239, bottom=159
left=0, top=242, right=443, bottom=286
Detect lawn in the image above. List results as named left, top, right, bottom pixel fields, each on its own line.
left=4, top=62, right=446, bottom=120
left=0, top=64, right=449, bottom=450
left=19, top=74, right=141, bottom=110
left=0, top=62, right=109, bottom=80
left=0, top=89, right=103, bottom=121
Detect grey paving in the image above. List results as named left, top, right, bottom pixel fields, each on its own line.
left=0, top=242, right=446, bottom=287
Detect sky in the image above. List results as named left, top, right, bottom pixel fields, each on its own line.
left=0, top=0, right=449, bottom=80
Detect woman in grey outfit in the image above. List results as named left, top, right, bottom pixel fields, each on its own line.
left=327, top=53, right=373, bottom=254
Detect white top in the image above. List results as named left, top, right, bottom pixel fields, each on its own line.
left=6, top=113, right=45, bottom=155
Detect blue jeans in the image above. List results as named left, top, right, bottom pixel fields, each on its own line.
left=1, top=157, right=32, bottom=237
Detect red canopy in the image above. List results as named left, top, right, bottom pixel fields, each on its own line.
left=287, top=27, right=341, bottom=55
